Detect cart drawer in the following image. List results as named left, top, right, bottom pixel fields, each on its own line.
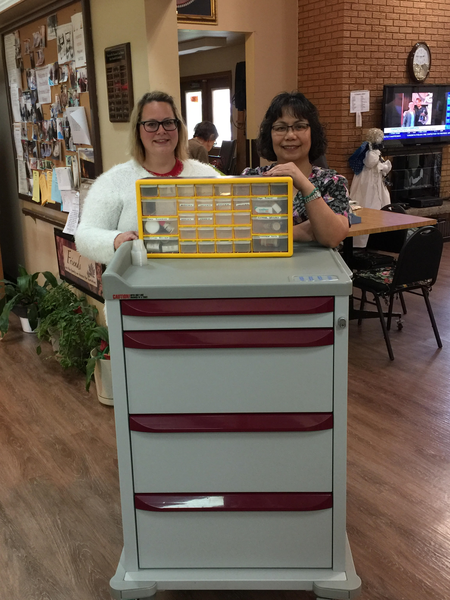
left=121, top=296, right=334, bottom=317
left=130, top=427, right=333, bottom=492
left=125, top=343, right=334, bottom=413
left=135, top=492, right=333, bottom=568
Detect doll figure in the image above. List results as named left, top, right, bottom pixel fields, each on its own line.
left=348, top=128, right=392, bottom=248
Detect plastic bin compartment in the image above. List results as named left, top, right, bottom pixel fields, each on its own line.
left=232, top=198, right=251, bottom=211
left=158, top=185, right=176, bottom=197
left=195, top=184, right=214, bottom=196
left=252, top=216, right=288, bottom=234
left=179, top=228, right=197, bottom=240
left=216, top=241, right=233, bottom=253
left=179, top=241, right=197, bottom=254
left=253, top=235, right=288, bottom=253
left=234, top=226, right=252, bottom=239
left=233, top=212, right=251, bottom=225
left=178, top=200, right=196, bottom=212
left=215, top=199, right=233, bottom=211
left=270, top=182, right=289, bottom=195
left=233, top=183, right=251, bottom=196
left=198, top=228, right=215, bottom=240
left=140, top=184, right=158, bottom=198
left=145, top=237, right=179, bottom=254
left=142, top=199, right=177, bottom=216
left=198, top=241, right=215, bottom=254
left=178, top=214, right=197, bottom=226
left=252, top=197, right=288, bottom=215
left=215, top=227, right=233, bottom=240
left=143, top=218, right=178, bottom=236
left=234, top=240, right=251, bottom=253
left=176, top=184, right=195, bottom=197
left=214, top=183, right=232, bottom=197
left=251, top=183, right=270, bottom=195
left=215, top=213, right=233, bottom=225
left=197, top=213, right=214, bottom=226
left=197, top=199, right=214, bottom=211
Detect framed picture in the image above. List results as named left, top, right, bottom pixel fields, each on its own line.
left=54, top=229, right=105, bottom=302
left=177, top=0, right=217, bottom=24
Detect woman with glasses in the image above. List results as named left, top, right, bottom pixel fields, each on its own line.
left=76, top=91, right=220, bottom=265
left=243, top=92, right=350, bottom=248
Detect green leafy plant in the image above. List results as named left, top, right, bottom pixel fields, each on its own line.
left=36, top=281, right=80, bottom=348
left=0, top=266, right=58, bottom=337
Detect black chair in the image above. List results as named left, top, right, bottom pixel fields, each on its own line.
left=352, top=226, right=443, bottom=360
left=209, top=140, right=236, bottom=175
left=352, top=204, right=408, bottom=270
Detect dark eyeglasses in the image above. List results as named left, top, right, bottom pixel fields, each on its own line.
left=139, top=118, right=179, bottom=133
left=272, top=122, right=310, bottom=134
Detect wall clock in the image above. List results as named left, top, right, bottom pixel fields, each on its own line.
left=407, top=42, right=431, bottom=82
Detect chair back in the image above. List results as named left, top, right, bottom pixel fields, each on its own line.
left=366, top=204, right=408, bottom=253
left=391, top=226, right=443, bottom=289
left=219, top=140, right=237, bottom=175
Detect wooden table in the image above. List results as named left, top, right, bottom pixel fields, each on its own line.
left=343, top=207, right=437, bottom=265
left=343, top=208, right=437, bottom=321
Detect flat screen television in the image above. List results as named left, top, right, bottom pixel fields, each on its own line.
left=382, top=84, right=450, bottom=145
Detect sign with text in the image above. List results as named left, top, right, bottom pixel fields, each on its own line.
left=54, top=229, right=104, bottom=302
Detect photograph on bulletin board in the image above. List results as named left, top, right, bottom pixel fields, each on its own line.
left=2, top=1, right=98, bottom=213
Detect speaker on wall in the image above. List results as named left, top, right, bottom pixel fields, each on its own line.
left=235, top=61, right=246, bottom=111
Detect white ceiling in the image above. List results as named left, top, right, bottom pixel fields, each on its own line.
left=178, top=29, right=246, bottom=54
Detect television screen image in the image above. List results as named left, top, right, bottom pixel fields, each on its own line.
left=382, top=84, right=450, bottom=145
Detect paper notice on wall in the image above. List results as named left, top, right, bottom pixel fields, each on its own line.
left=71, top=13, right=86, bottom=68
left=32, top=170, right=40, bottom=202
left=17, top=160, right=28, bottom=195
left=36, top=65, right=52, bottom=104
left=66, top=106, right=91, bottom=145
left=57, top=23, right=74, bottom=64
left=51, top=168, right=63, bottom=203
left=13, top=123, right=23, bottom=158
left=4, top=33, right=22, bottom=86
left=10, top=83, right=21, bottom=122
left=55, top=166, right=73, bottom=190
left=350, top=90, right=370, bottom=114
left=61, top=189, right=79, bottom=213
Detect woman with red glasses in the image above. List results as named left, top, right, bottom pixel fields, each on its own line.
left=76, top=91, right=220, bottom=265
left=243, top=92, right=350, bottom=248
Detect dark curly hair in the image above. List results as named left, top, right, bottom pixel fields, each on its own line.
left=257, top=92, right=327, bottom=163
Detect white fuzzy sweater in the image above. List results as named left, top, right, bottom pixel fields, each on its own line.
left=75, top=159, right=220, bottom=265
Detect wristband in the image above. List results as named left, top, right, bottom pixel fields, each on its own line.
left=303, top=187, right=322, bottom=204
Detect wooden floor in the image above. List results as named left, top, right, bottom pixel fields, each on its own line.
left=1, top=246, right=450, bottom=600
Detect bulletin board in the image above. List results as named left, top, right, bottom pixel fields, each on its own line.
left=1, top=0, right=101, bottom=215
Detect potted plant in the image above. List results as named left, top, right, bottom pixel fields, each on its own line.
left=0, top=266, right=58, bottom=336
left=36, top=281, right=80, bottom=352
left=85, top=325, right=113, bottom=406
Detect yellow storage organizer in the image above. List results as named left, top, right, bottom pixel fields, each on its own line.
left=136, top=176, right=294, bottom=258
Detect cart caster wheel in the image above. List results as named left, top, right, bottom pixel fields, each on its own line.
left=397, top=318, right=403, bottom=330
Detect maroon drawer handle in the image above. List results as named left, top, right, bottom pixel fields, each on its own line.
left=135, top=492, right=332, bottom=512
left=124, top=328, right=333, bottom=349
left=130, top=412, right=333, bottom=433
left=121, top=297, right=333, bottom=317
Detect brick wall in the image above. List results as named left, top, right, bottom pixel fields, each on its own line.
left=298, top=0, right=450, bottom=195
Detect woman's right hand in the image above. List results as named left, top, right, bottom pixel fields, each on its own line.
left=114, top=231, right=139, bottom=250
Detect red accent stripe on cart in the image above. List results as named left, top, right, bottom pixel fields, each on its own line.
left=135, top=492, right=333, bottom=512
left=129, top=413, right=333, bottom=433
left=121, top=297, right=334, bottom=317
left=123, top=328, right=333, bottom=349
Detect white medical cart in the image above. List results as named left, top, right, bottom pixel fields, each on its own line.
left=103, top=242, right=361, bottom=600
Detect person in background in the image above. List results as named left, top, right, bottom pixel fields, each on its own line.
left=402, top=101, right=415, bottom=127
left=76, top=91, right=220, bottom=265
left=188, top=121, right=218, bottom=164
left=242, top=91, right=350, bottom=248
left=414, top=97, right=428, bottom=126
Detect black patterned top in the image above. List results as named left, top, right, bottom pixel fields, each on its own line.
left=242, top=164, right=351, bottom=225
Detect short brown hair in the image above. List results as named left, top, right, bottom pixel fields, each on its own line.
left=129, top=91, right=188, bottom=164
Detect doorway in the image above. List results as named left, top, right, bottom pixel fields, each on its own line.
left=180, top=72, right=232, bottom=146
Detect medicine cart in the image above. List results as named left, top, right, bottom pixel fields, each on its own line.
left=102, top=242, right=361, bottom=600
